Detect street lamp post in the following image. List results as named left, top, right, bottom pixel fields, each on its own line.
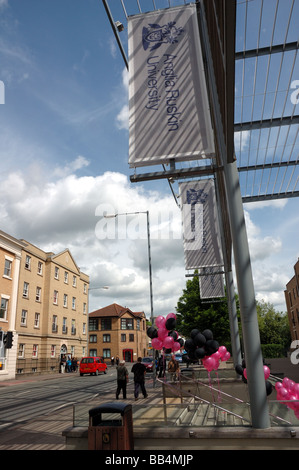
left=87, top=286, right=109, bottom=356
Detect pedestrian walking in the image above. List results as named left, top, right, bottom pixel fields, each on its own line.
left=157, top=355, right=166, bottom=378
left=131, top=357, right=148, bottom=400
left=116, top=360, right=129, bottom=399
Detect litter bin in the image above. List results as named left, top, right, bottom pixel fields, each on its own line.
left=88, top=402, right=134, bottom=450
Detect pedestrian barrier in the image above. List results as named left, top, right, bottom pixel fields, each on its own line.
left=88, top=402, right=134, bottom=450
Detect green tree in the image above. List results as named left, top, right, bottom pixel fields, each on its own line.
left=175, top=272, right=235, bottom=348
left=256, top=299, right=291, bottom=352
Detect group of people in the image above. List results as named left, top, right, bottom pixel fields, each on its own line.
left=116, top=354, right=180, bottom=400
left=60, top=355, right=78, bottom=373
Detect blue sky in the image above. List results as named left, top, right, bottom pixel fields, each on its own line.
left=0, top=0, right=298, bottom=317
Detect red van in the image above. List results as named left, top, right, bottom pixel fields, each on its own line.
left=79, top=357, right=107, bottom=376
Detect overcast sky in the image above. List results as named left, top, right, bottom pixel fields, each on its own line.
left=0, top=0, right=298, bottom=319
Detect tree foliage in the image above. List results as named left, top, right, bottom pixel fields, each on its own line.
left=175, top=272, right=235, bottom=348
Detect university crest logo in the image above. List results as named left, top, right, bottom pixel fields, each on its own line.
left=142, top=21, right=184, bottom=51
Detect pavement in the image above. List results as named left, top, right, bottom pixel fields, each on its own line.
left=0, top=358, right=298, bottom=450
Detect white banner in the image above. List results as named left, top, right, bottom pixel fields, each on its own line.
left=179, top=179, right=223, bottom=270
left=128, top=4, right=215, bottom=168
left=199, top=268, right=225, bottom=299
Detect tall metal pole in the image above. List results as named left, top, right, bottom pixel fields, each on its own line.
left=146, top=211, right=154, bottom=326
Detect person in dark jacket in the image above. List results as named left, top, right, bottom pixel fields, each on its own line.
left=131, top=357, right=148, bottom=400
left=116, top=360, right=129, bottom=399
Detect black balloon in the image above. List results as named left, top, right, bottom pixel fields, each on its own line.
left=178, top=338, right=184, bottom=347
left=202, top=329, right=213, bottom=340
left=266, top=380, right=273, bottom=396
left=165, top=317, right=176, bottom=330
left=193, top=332, right=206, bottom=347
left=168, top=330, right=178, bottom=340
left=205, top=339, right=219, bottom=355
left=190, top=329, right=200, bottom=339
left=195, top=347, right=206, bottom=359
left=184, top=338, right=196, bottom=351
left=235, top=364, right=244, bottom=376
left=147, top=326, right=158, bottom=339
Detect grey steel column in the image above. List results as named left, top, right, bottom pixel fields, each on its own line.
left=224, top=161, right=270, bottom=428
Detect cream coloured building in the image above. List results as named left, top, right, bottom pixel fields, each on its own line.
left=15, top=240, right=89, bottom=375
left=0, top=231, right=26, bottom=381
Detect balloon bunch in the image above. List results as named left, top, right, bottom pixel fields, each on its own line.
left=235, top=361, right=273, bottom=396
left=147, top=313, right=184, bottom=354
left=275, top=377, right=299, bottom=420
left=183, top=328, right=231, bottom=372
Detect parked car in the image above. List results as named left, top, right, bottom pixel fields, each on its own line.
left=142, top=357, right=153, bottom=372
left=80, top=357, right=107, bottom=376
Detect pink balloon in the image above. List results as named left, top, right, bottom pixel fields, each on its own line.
left=212, top=351, right=221, bottom=361
left=158, top=327, right=168, bottom=339
left=293, top=383, right=299, bottom=398
left=163, top=336, right=174, bottom=350
left=155, top=315, right=166, bottom=328
left=282, top=377, right=290, bottom=389
left=222, top=351, right=231, bottom=362
left=275, top=382, right=283, bottom=391
left=166, top=312, right=176, bottom=320
left=218, top=346, right=227, bottom=358
left=243, top=368, right=247, bottom=380
left=287, top=394, right=298, bottom=410
left=151, top=338, right=163, bottom=350
left=203, top=356, right=216, bottom=372
left=173, top=342, right=181, bottom=352
left=263, top=365, right=270, bottom=380
left=277, top=387, right=289, bottom=403
left=288, top=380, right=295, bottom=392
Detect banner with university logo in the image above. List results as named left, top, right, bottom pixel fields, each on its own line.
left=179, top=179, right=223, bottom=270
left=199, top=268, right=225, bottom=299
left=128, top=4, right=215, bottom=168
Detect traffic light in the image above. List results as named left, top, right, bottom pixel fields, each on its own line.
left=3, top=331, right=13, bottom=349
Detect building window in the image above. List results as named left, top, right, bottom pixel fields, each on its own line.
left=18, top=343, right=25, bottom=358
left=34, top=312, right=40, bottom=328
left=25, top=255, right=31, bottom=270
left=53, top=290, right=58, bottom=305
left=129, top=334, right=134, bottom=342
left=103, top=349, right=111, bottom=359
left=37, top=261, right=43, bottom=275
left=121, top=318, right=134, bottom=330
left=101, top=318, right=111, bottom=330
left=23, top=282, right=29, bottom=298
left=90, top=349, right=97, bottom=357
left=83, top=323, right=86, bottom=335
left=89, top=318, right=98, bottom=331
left=21, top=309, right=27, bottom=326
left=103, top=334, right=111, bottom=343
left=90, top=334, right=97, bottom=343
left=63, top=294, right=68, bottom=308
left=72, top=297, right=76, bottom=310
left=54, top=267, right=59, bottom=279
left=136, top=319, right=140, bottom=330
left=51, top=345, right=56, bottom=358
left=84, top=283, right=87, bottom=294
left=0, top=297, right=8, bottom=320
left=83, top=302, right=87, bottom=314
left=72, top=275, right=77, bottom=287
left=121, top=334, right=126, bottom=342
left=4, top=259, right=12, bottom=278
left=32, top=344, right=38, bottom=358
left=64, top=271, right=68, bottom=283
left=36, top=287, right=41, bottom=302
left=62, top=317, right=67, bottom=334
left=71, top=319, right=76, bottom=335
left=52, top=315, right=58, bottom=333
